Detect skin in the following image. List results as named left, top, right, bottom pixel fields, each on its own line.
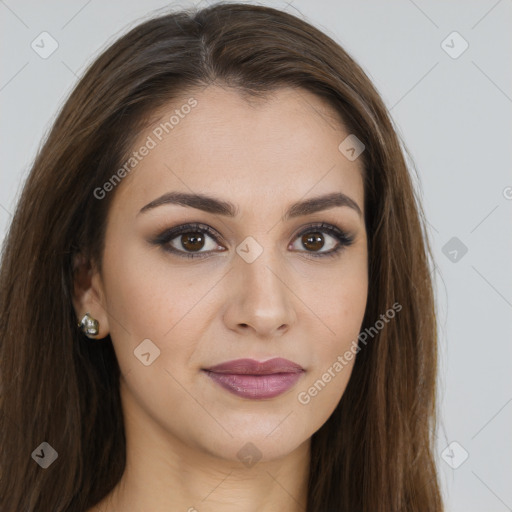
left=74, top=85, right=368, bottom=512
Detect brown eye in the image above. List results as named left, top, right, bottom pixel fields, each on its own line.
left=290, top=223, right=355, bottom=259
left=153, top=222, right=354, bottom=260
left=181, top=232, right=206, bottom=252
left=301, top=232, right=325, bottom=252
left=152, top=223, right=223, bottom=259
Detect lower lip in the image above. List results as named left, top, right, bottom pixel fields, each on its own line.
left=203, top=370, right=304, bottom=399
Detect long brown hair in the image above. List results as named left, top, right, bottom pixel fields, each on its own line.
left=0, top=3, right=443, bottom=510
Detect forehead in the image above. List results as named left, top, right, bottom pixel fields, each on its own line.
left=111, top=85, right=365, bottom=218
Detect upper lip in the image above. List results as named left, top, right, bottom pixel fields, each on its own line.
left=204, top=358, right=304, bottom=375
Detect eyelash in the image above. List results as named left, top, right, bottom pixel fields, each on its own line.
left=151, top=222, right=355, bottom=260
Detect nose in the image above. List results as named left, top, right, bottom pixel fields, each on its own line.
left=222, top=246, right=297, bottom=339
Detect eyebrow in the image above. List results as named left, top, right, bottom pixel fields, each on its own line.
left=138, top=191, right=362, bottom=220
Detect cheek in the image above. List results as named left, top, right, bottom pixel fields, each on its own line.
left=325, top=272, right=367, bottom=379
left=295, top=306, right=362, bottom=432
left=304, top=252, right=368, bottom=346
left=294, top=302, right=361, bottom=437
left=103, top=230, right=184, bottom=327
left=101, top=250, right=206, bottom=425
left=102, top=245, right=235, bottom=403
left=297, top=258, right=367, bottom=416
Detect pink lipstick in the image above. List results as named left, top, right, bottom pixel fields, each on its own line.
left=203, top=358, right=305, bottom=399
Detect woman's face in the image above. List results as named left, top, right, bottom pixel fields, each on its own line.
left=80, top=85, right=368, bottom=463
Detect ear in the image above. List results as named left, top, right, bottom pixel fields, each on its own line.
left=72, top=252, right=110, bottom=339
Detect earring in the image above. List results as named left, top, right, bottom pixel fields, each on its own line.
left=78, top=312, right=100, bottom=338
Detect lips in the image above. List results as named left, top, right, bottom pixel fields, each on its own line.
left=205, top=357, right=304, bottom=375
left=203, top=358, right=305, bottom=399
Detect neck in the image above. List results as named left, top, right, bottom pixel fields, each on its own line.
left=95, top=382, right=311, bottom=512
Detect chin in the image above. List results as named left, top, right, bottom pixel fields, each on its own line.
left=190, top=420, right=311, bottom=464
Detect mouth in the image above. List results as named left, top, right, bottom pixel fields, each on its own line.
left=202, top=358, right=305, bottom=400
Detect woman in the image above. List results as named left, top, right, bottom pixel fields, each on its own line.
left=0, top=3, right=443, bottom=511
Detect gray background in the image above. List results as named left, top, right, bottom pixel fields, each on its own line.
left=1, top=1, right=511, bottom=510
